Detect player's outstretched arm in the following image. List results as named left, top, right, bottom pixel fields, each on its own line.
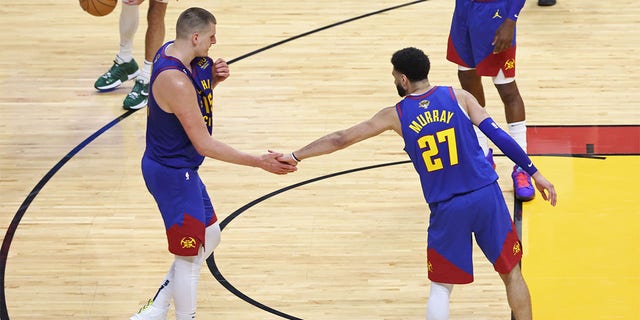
left=457, top=88, right=558, bottom=206
left=278, top=106, right=398, bottom=165
left=153, top=69, right=296, bottom=174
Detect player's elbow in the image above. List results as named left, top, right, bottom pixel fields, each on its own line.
left=329, top=131, right=352, bottom=150
left=192, top=141, right=211, bottom=157
left=194, top=145, right=207, bottom=157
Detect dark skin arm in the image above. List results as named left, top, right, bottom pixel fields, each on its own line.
left=493, top=18, right=516, bottom=54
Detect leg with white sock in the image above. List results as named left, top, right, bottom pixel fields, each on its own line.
left=426, top=282, right=453, bottom=320
left=494, top=77, right=535, bottom=201
left=173, top=254, right=200, bottom=320
left=493, top=76, right=526, bottom=149
left=173, top=223, right=221, bottom=319
left=94, top=3, right=140, bottom=91
left=159, top=223, right=220, bottom=316
left=123, top=0, right=167, bottom=110
left=139, top=0, right=167, bottom=84
left=118, top=3, right=139, bottom=63
left=508, top=121, right=527, bottom=152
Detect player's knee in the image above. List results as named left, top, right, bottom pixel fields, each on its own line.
left=492, top=69, right=515, bottom=85
left=495, top=83, right=523, bottom=106
left=204, top=223, right=221, bottom=257
left=499, top=264, right=523, bottom=284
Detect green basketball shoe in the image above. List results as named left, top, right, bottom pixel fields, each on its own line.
left=123, top=78, right=149, bottom=110
left=94, top=58, right=139, bottom=91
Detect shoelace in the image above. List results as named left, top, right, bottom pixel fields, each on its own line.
left=103, top=60, right=128, bottom=80
left=514, top=170, right=531, bottom=188
left=128, top=82, right=148, bottom=98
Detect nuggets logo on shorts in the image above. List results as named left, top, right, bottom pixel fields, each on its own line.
left=512, top=241, right=521, bottom=255
left=428, top=260, right=434, bottom=273
left=180, top=237, right=197, bottom=249
left=504, top=59, right=515, bottom=70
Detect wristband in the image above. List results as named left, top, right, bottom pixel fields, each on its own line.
left=291, top=152, right=301, bottom=163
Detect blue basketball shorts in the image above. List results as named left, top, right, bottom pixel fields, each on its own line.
left=426, top=181, right=522, bottom=284
left=446, top=0, right=517, bottom=77
left=141, top=155, right=217, bottom=256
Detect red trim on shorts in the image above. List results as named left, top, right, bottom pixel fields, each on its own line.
left=446, top=36, right=469, bottom=68
left=493, top=222, right=523, bottom=274
left=476, top=46, right=517, bottom=78
left=427, top=248, right=474, bottom=284
left=166, top=213, right=206, bottom=256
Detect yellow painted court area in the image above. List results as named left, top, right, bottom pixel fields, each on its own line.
left=523, top=156, right=640, bottom=319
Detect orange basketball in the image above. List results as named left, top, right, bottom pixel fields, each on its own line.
left=79, top=0, right=117, bottom=17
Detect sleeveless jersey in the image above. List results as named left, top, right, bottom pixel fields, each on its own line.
left=396, top=86, right=498, bottom=203
left=144, top=41, right=215, bottom=169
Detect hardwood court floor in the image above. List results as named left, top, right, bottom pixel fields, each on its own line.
left=1, top=0, right=639, bottom=319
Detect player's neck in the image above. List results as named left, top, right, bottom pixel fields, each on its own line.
left=408, top=80, right=432, bottom=95
left=165, top=41, right=196, bottom=68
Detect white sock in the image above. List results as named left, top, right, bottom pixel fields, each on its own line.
left=173, top=254, right=200, bottom=319
left=474, top=125, right=490, bottom=156
left=150, top=263, right=173, bottom=310
left=117, top=3, right=139, bottom=63
left=137, top=60, right=153, bottom=84
left=427, top=282, right=453, bottom=320
left=508, top=120, right=528, bottom=152
left=173, top=223, right=221, bottom=319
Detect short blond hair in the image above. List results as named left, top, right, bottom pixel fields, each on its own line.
left=176, top=7, right=217, bottom=40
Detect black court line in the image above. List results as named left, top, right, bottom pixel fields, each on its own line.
left=207, top=160, right=410, bottom=320
left=0, top=2, right=428, bottom=319
left=204, top=152, right=613, bottom=319
left=3, top=1, right=635, bottom=319
left=226, top=0, right=428, bottom=65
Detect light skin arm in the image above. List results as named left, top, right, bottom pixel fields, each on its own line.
left=279, top=106, right=401, bottom=164
left=455, top=89, right=557, bottom=206
left=152, top=69, right=296, bottom=175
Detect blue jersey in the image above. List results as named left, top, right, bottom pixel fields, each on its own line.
left=144, top=41, right=215, bottom=169
left=396, top=86, right=498, bottom=203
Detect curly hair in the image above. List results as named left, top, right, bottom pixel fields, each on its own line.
left=391, top=47, right=430, bottom=82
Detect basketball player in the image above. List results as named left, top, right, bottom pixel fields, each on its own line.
left=130, top=8, right=297, bottom=320
left=278, top=47, right=557, bottom=320
left=446, top=0, right=536, bottom=202
left=94, top=0, right=168, bottom=110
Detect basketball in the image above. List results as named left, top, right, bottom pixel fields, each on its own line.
left=79, top=0, right=117, bottom=17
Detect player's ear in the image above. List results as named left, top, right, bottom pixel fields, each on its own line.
left=192, top=32, right=199, bottom=45
left=401, top=74, right=410, bottom=87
